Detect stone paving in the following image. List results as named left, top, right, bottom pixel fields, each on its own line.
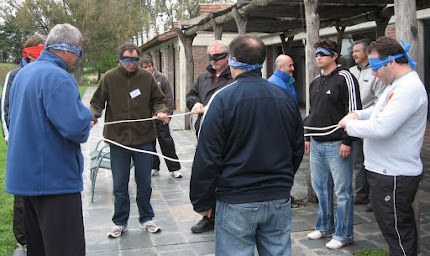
left=14, top=87, right=430, bottom=255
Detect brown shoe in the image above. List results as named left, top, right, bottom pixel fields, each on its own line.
left=365, top=203, right=373, bottom=212
left=354, top=196, right=369, bottom=205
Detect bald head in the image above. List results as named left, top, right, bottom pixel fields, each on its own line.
left=275, top=54, right=294, bottom=76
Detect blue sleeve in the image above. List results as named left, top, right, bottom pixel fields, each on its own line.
left=45, top=81, right=93, bottom=144
left=189, top=95, right=225, bottom=213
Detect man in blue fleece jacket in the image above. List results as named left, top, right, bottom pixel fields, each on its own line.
left=190, top=35, right=304, bottom=256
left=5, top=23, right=92, bottom=256
left=268, top=54, right=297, bottom=101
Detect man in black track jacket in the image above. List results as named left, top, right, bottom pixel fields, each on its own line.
left=304, top=39, right=362, bottom=250
left=190, top=35, right=304, bottom=256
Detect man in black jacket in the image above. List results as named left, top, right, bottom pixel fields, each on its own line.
left=304, top=39, right=362, bottom=250
left=186, top=40, right=233, bottom=233
left=140, top=56, right=182, bottom=179
left=190, top=35, right=304, bottom=255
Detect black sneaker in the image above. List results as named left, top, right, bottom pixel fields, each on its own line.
left=191, top=216, right=214, bottom=233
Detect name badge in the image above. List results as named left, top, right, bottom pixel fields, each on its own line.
left=130, top=89, right=141, bottom=99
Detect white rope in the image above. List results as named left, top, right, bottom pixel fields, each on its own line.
left=103, top=138, right=194, bottom=163
left=98, top=112, right=341, bottom=160
left=304, top=125, right=342, bottom=137
left=100, top=112, right=194, bottom=162
left=104, top=112, right=192, bottom=125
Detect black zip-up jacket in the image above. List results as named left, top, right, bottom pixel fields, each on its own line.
left=186, top=65, right=233, bottom=134
left=303, top=65, right=362, bottom=146
left=190, top=70, right=304, bottom=213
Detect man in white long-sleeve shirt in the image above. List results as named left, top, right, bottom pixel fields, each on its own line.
left=339, top=37, right=428, bottom=256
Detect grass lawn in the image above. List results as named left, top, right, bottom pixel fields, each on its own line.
left=355, top=249, right=389, bottom=256
left=0, top=63, right=18, bottom=256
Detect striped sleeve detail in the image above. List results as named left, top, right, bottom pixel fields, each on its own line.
left=339, top=70, right=359, bottom=112
left=1, top=71, right=11, bottom=142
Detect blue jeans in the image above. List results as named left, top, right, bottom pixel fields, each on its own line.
left=215, top=199, right=292, bottom=256
left=110, top=143, right=154, bottom=225
left=310, top=139, right=354, bottom=243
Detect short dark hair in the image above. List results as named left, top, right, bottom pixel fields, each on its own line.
left=314, top=39, right=339, bottom=63
left=140, top=55, right=153, bottom=67
left=118, top=43, right=141, bottom=56
left=229, top=35, right=266, bottom=65
left=353, top=38, right=371, bottom=51
left=367, top=36, right=408, bottom=64
left=24, top=35, right=45, bottom=48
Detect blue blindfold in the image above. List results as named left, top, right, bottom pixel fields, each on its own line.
left=46, top=43, right=83, bottom=60
left=368, top=40, right=416, bottom=71
left=228, top=57, right=262, bottom=72
left=315, top=47, right=335, bottom=57
left=119, top=56, right=140, bottom=65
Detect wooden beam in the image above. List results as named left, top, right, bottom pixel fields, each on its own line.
left=335, top=22, right=346, bottom=53
left=304, top=0, right=320, bottom=202
left=210, top=13, right=224, bottom=40
left=233, top=6, right=248, bottom=34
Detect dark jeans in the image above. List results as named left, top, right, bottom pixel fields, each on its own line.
left=110, top=142, right=154, bottom=225
left=13, top=195, right=26, bottom=245
left=23, top=193, right=85, bottom=256
left=352, top=139, right=369, bottom=200
left=152, top=120, right=181, bottom=172
left=367, top=171, right=420, bottom=256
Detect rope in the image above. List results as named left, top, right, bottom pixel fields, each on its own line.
left=99, top=111, right=194, bottom=162
left=104, top=112, right=192, bottom=125
left=97, top=112, right=341, bottom=160
left=304, top=125, right=342, bottom=137
left=102, top=138, right=193, bottom=163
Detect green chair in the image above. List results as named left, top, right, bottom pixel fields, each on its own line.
left=89, top=140, right=134, bottom=203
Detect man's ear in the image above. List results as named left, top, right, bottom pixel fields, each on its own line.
left=331, top=52, right=339, bottom=61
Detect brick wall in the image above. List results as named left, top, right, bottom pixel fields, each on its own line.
left=192, top=46, right=209, bottom=81
left=385, top=24, right=396, bottom=39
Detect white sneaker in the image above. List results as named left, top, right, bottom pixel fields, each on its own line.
left=140, top=220, right=161, bottom=233
left=307, top=230, right=328, bottom=240
left=151, top=169, right=160, bottom=176
left=108, top=224, right=128, bottom=238
left=171, top=170, right=182, bottom=178
left=326, top=239, right=350, bottom=249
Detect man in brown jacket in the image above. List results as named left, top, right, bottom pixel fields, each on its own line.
left=90, top=43, right=168, bottom=238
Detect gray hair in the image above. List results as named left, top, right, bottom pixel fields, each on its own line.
left=46, top=23, right=83, bottom=47
left=207, top=40, right=229, bottom=54
left=353, top=39, right=372, bottom=51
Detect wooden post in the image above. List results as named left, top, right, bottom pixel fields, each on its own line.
left=375, top=7, right=394, bottom=38
left=280, top=33, right=295, bottom=55
left=335, top=22, right=346, bottom=54
left=286, top=36, right=294, bottom=55
left=233, top=6, right=248, bottom=34
left=210, top=13, right=224, bottom=40
left=304, top=0, right=320, bottom=203
left=394, top=0, right=420, bottom=252
left=177, top=29, right=196, bottom=130
left=280, top=33, right=287, bottom=54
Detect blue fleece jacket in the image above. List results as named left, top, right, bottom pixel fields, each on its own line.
left=6, top=50, right=92, bottom=196
left=268, top=69, right=297, bottom=101
left=190, top=70, right=304, bottom=213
